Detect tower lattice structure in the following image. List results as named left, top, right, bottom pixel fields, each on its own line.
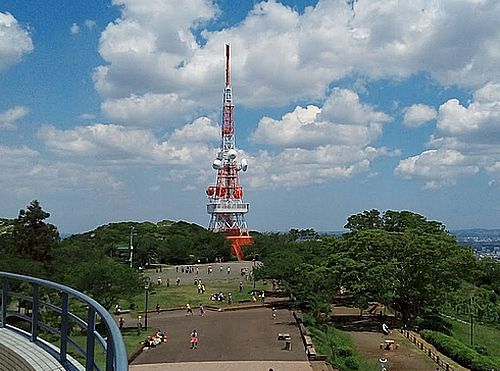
left=206, top=44, right=252, bottom=260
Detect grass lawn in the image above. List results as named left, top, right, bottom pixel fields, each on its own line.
left=66, top=330, right=149, bottom=367
left=123, top=278, right=268, bottom=314
left=304, top=315, right=378, bottom=371
left=448, top=317, right=500, bottom=361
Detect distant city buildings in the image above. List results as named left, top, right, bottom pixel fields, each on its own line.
left=453, top=229, right=500, bottom=260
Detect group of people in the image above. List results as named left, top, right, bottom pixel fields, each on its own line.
left=186, top=303, right=206, bottom=316
left=175, top=265, right=198, bottom=274
left=143, top=329, right=167, bottom=349
left=210, top=291, right=227, bottom=302
left=194, top=279, right=206, bottom=294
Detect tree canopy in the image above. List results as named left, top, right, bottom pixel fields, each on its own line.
left=256, top=210, right=484, bottom=326
left=11, top=200, right=60, bottom=262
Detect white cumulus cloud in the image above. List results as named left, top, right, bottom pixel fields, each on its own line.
left=0, top=12, right=33, bottom=71
left=38, top=117, right=220, bottom=166
left=395, top=149, right=479, bottom=189
left=247, top=88, right=395, bottom=188
left=0, top=105, right=29, bottom=129
left=403, top=104, right=437, bottom=127
left=247, top=146, right=396, bottom=190
left=70, top=23, right=80, bottom=34
left=92, top=0, right=500, bottom=127
left=101, top=93, right=202, bottom=127
left=396, top=83, right=500, bottom=188
left=252, top=89, right=390, bottom=148
left=0, top=145, right=121, bottom=197
left=84, top=19, right=96, bottom=30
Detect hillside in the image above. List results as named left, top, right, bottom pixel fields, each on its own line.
left=60, top=220, right=230, bottom=266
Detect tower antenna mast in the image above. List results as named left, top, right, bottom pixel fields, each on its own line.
left=206, top=44, right=252, bottom=260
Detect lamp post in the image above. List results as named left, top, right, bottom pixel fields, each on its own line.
left=470, top=296, right=475, bottom=347
left=252, top=257, right=256, bottom=289
left=144, top=277, right=150, bottom=331
left=129, top=226, right=135, bottom=268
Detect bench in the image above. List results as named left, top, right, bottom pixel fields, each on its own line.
left=304, top=335, right=313, bottom=347
left=277, top=333, right=290, bottom=340
left=379, top=339, right=399, bottom=350
left=307, top=346, right=317, bottom=359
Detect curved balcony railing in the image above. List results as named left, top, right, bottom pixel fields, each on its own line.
left=0, top=272, right=128, bottom=371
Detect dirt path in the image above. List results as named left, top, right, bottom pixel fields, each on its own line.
left=350, top=331, right=438, bottom=371
left=331, top=304, right=442, bottom=371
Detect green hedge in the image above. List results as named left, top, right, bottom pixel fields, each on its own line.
left=420, top=330, right=500, bottom=371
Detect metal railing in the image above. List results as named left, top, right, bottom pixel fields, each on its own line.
left=0, top=272, right=128, bottom=371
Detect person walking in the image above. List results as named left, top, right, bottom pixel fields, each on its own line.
left=239, top=281, right=243, bottom=292
left=137, top=315, right=143, bottom=334
left=156, top=303, right=160, bottom=314
left=190, top=329, right=198, bottom=349
left=119, top=316, right=125, bottom=330
left=186, top=303, right=193, bottom=316
left=199, top=304, right=205, bottom=316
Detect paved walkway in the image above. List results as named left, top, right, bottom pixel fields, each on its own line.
left=130, top=361, right=313, bottom=371
left=0, top=327, right=83, bottom=371
left=131, top=307, right=308, bottom=365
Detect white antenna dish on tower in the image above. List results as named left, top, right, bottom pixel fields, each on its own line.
left=227, top=149, right=237, bottom=160
left=241, top=158, right=248, bottom=171
left=212, top=159, right=222, bottom=169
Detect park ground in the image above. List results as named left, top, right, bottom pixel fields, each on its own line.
left=112, top=262, right=471, bottom=371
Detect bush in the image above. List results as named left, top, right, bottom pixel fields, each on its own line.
left=421, top=330, right=500, bottom=371
left=344, top=356, right=359, bottom=370
left=336, top=346, right=353, bottom=357
left=415, top=312, right=452, bottom=335
left=474, top=345, right=489, bottom=356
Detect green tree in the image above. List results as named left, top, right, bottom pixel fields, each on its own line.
left=71, top=258, right=142, bottom=310
left=12, top=200, right=59, bottom=262
left=345, top=209, right=446, bottom=234
left=328, top=228, right=475, bottom=326
left=344, top=209, right=383, bottom=232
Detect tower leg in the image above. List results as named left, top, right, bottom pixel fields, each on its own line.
left=227, top=236, right=253, bottom=261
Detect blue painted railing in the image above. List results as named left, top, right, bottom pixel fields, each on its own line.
left=0, top=272, right=128, bottom=371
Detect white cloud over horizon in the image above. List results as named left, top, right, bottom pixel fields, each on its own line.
left=0, top=144, right=122, bottom=198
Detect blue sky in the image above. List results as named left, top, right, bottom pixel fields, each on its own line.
left=1, top=0, right=499, bottom=234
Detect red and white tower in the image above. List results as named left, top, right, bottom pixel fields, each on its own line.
left=206, top=44, right=252, bottom=260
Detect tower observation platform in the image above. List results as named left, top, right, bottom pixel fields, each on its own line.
left=206, top=44, right=252, bottom=260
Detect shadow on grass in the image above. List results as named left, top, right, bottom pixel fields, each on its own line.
left=331, top=315, right=401, bottom=333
